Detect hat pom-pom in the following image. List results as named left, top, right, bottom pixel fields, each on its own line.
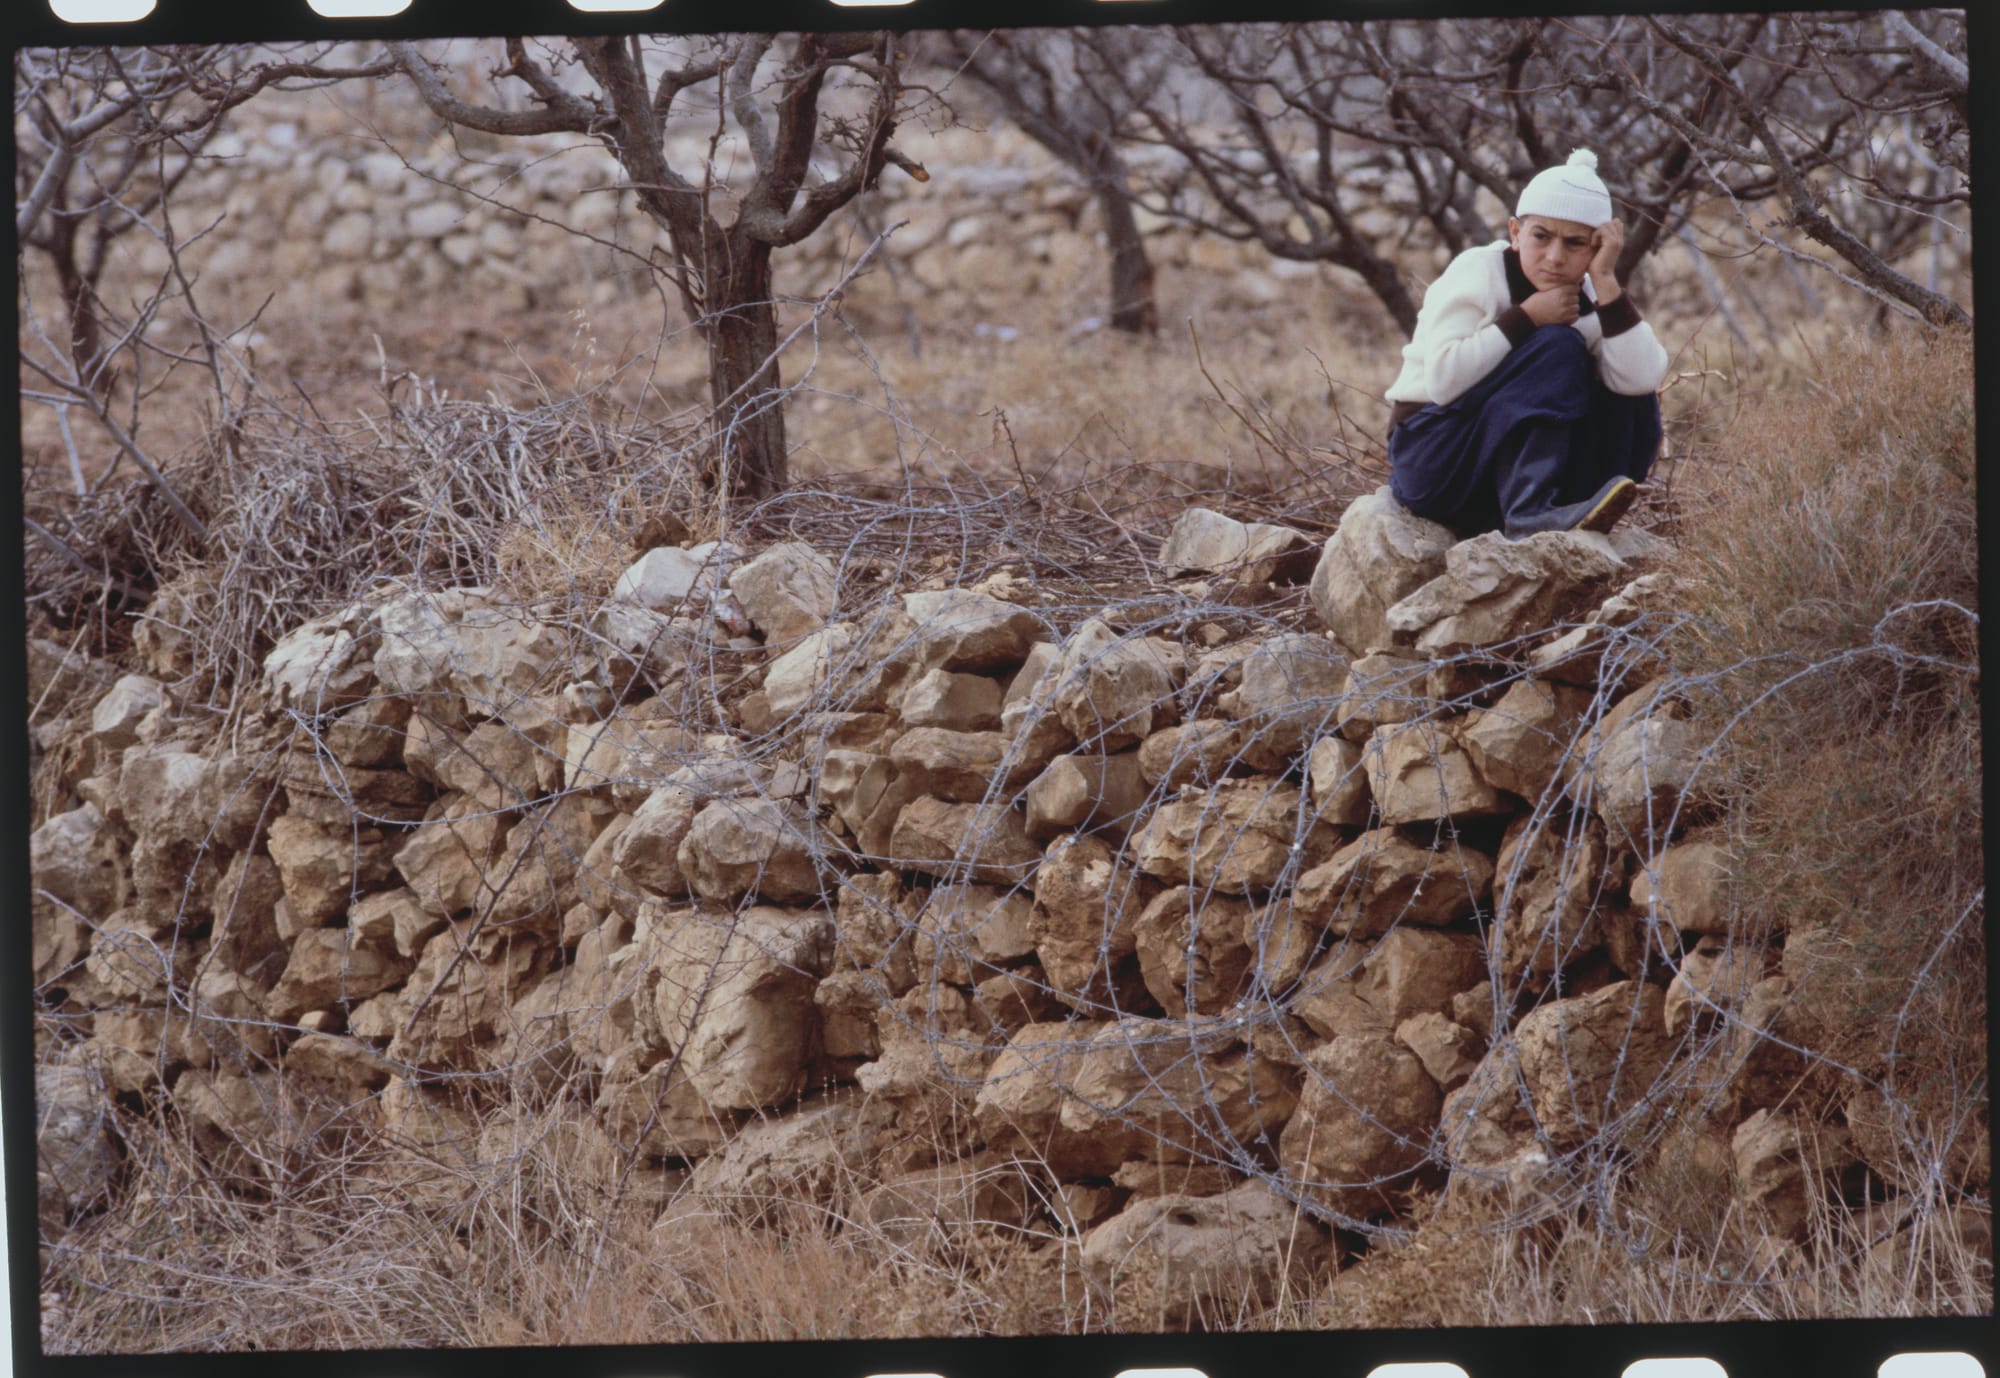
left=1568, top=148, right=1599, bottom=170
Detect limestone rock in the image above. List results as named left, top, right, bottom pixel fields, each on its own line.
left=893, top=588, right=1043, bottom=673
left=345, top=887, right=430, bottom=962
left=1132, top=887, right=1313, bottom=1017
left=1049, top=617, right=1176, bottom=751
left=477, top=793, right=610, bottom=944
left=1291, top=927, right=1486, bottom=1040
left=32, top=881, right=92, bottom=990
left=419, top=712, right=563, bottom=810
left=30, top=803, right=122, bottom=924
left=90, top=674, right=166, bottom=753
left=1526, top=572, right=1683, bottom=687
left=677, top=797, right=831, bottom=905
left=1293, top=827, right=1493, bottom=938
left=588, top=602, right=696, bottom=697
left=1460, top=677, right=1594, bottom=804
left=387, top=923, right=545, bottom=1070
left=37, top=1053, right=119, bottom=1228
left=1109, top=1159, right=1239, bottom=1199
left=1436, top=1042, right=1537, bottom=1184
left=1515, top=980, right=1673, bottom=1147
left=1488, top=814, right=1614, bottom=988
left=268, top=814, right=396, bottom=929
left=354, top=1077, right=489, bottom=1209
left=889, top=727, right=1014, bottom=802
left=201, top=853, right=287, bottom=989
left=392, top=801, right=509, bottom=921
left=820, top=749, right=920, bottom=862
left=651, top=904, right=834, bottom=1111
left=1721, top=977, right=1832, bottom=1120
left=1365, top=719, right=1507, bottom=825
left=1023, top=751, right=1149, bottom=841
left=1133, top=778, right=1325, bottom=895
left=562, top=717, right=699, bottom=804
left=1309, top=489, right=1455, bottom=655
left=764, top=622, right=859, bottom=718
left=1632, top=836, right=1733, bottom=936
left=1306, top=735, right=1371, bottom=827
left=1029, top=834, right=1157, bottom=1010
left=538, top=918, right=636, bottom=1073
left=262, top=614, right=373, bottom=712
left=727, top=541, right=838, bottom=643
left=371, top=587, right=565, bottom=711
left=609, top=786, right=699, bottom=899
left=858, top=1158, right=1040, bottom=1251
left=1218, top=632, right=1348, bottom=768
left=1665, top=934, right=1768, bottom=1036
left=613, top=541, right=736, bottom=610
left=913, top=882, right=1037, bottom=985
left=1138, top=719, right=1247, bottom=791
left=170, top=1068, right=279, bottom=1184
left=322, top=693, right=410, bottom=770
left=1059, top=1018, right=1297, bottom=1163
left=1385, top=528, right=1627, bottom=655
left=1160, top=506, right=1311, bottom=578
left=1280, top=1034, right=1443, bottom=1221
left=284, top=1031, right=393, bottom=1095
left=1080, top=1182, right=1328, bottom=1327
left=279, top=748, right=430, bottom=828
left=596, top=1055, right=742, bottom=1160
left=887, top=796, right=1042, bottom=886
left=266, top=928, right=414, bottom=1023
left=831, top=872, right=922, bottom=990
left=898, top=667, right=1004, bottom=731
left=972, top=963, right=1066, bottom=1033
left=682, top=1094, right=867, bottom=1223
left=1332, top=652, right=1426, bottom=743
left=814, top=968, right=891, bottom=1066
left=1567, top=681, right=1707, bottom=847
left=1732, top=1109, right=1857, bottom=1240
left=120, top=746, right=263, bottom=851
left=974, top=1020, right=1127, bottom=1178
left=1395, top=1011, right=1483, bottom=1092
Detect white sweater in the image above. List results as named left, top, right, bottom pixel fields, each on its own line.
left=1383, top=240, right=1670, bottom=407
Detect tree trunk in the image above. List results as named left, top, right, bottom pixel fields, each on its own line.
left=1097, top=177, right=1158, bottom=335
left=704, top=235, right=787, bottom=502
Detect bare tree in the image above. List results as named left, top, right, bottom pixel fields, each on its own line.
left=936, top=28, right=1166, bottom=334
left=1088, top=14, right=1967, bottom=337
left=386, top=34, right=925, bottom=502
left=1089, top=24, right=1426, bottom=334
left=15, top=44, right=396, bottom=551
left=1626, top=11, right=1968, bottom=325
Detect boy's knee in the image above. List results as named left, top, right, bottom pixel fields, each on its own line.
left=1521, top=323, right=1589, bottom=363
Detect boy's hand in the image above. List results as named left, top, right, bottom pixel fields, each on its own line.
left=1589, top=220, right=1625, bottom=304
left=1523, top=283, right=1580, bottom=327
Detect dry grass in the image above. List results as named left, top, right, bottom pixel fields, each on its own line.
left=1673, top=327, right=1983, bottom=1132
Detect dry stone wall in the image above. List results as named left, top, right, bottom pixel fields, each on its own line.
left=34, top=492, right=1924, bottom=1315
left=114, top=93, right=1304, bottom=332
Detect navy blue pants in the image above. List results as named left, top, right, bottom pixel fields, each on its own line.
left=1388, top=325, right=1663, bottom=537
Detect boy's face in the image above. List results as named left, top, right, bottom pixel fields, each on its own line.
left=1508, top=214, right=1596, bottom=291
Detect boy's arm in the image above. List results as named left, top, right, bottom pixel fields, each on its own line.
left=1586, top=220, right=1670, bottom=394
left=1420, top=250, right=1532, bottom=405
left=1589, top=296, right=1670, bottom=394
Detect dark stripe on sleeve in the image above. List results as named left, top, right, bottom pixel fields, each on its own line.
left=1597, top=294, right=1642, bottom=337
left=1496, top=305, right=1536, bottom=346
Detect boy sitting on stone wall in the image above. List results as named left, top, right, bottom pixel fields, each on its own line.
left=1383, top=149, right=1669, bottom=540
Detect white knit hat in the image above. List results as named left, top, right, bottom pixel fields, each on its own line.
left=1516, top=149, right=1612, bottom=226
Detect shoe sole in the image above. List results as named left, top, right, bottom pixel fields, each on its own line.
left=1576, top=478, right=1637, bottom=534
